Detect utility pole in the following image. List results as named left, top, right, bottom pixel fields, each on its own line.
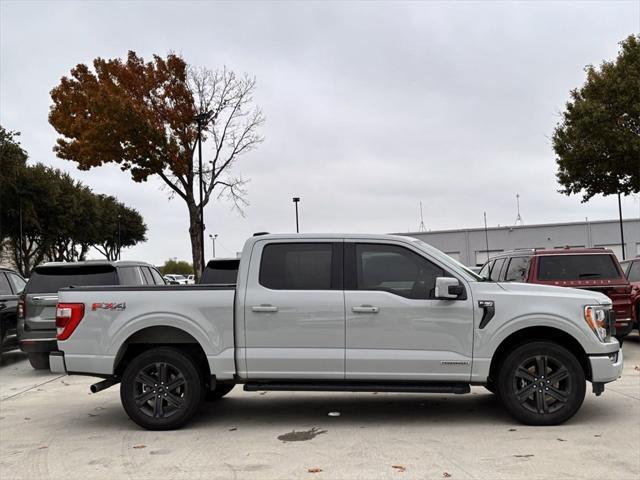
left=617, top=192, right=626, bottom=260
left=293, top=197, right=300, bottom=233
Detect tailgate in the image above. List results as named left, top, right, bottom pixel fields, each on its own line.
left=24, top=293, right=58, bottom=330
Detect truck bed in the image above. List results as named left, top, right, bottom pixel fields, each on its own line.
left=56, top=284, right=237, bottom=379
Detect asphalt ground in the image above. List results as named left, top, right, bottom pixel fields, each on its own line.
left=1, top=335, right=639, bottom=480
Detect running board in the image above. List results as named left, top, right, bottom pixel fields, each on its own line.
left=243, top=381, right=470, bottom=394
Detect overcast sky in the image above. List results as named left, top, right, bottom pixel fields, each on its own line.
left=1, top=0, right=639, bottom=265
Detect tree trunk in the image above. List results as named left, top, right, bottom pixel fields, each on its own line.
left=187, top=201, right=203, bottom=282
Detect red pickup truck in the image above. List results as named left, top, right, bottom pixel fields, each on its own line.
left=479, top=247, right=634, bottom=338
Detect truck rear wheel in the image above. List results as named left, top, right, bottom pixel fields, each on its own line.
left=120, top=347, right=204, bottom=430
left=497, top=341, right=585, bottom=426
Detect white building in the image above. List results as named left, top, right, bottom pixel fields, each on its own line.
left=400, top=218, right=640, bottom=266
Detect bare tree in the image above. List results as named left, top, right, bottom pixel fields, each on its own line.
left=181, top=68, right=265, bottom=274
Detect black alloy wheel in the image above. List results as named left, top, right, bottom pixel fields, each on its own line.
left=498, top=341, right=585, bottom=426
left=121, top=347, right=203, bottom=430
left=512, top=354, right=571, bottom=415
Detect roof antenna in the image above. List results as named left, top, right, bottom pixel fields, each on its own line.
left=514, top=193, right=524, bottom=226
left=418, top=201, right=426, bottom=232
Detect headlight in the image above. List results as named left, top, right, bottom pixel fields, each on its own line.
left=584, top=305, right=609, bottom=342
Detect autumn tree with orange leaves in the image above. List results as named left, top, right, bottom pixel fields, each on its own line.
left=49, top=52, right=264, bottom=279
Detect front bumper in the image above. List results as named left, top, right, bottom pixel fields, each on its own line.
left=49, top=351, right=67, bottom=374
left=589, top=348, right=623, bottom=383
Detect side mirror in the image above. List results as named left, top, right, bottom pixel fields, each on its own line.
left=435, top=277, right=464, bottom=299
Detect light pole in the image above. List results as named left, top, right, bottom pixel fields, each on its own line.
left=209, top=233, right=217, bottom=259
left=617, top=192, right=626, bottom=260
left=292, top=197, right=300, bottom=233
left=194, top=110, right=213, bottom=275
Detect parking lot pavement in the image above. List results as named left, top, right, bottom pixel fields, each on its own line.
left=0, top=339, right=638, bottom=480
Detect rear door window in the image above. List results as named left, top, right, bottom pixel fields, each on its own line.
left=118, top=266, right=145, bottom=285
left=504, top=257, right=531, bottom=282
left=627, top=261, right=640, bottom=282
left=537, top=254, right=621, bottom=281
left=6, top=272, right=26, bottom=293
left=148, top=268, right=165, bottom=285
left=0, top=273, right=12, bottom=295
left=260, top=243, right=334, bottom=290
left=139, top=267, right=153, bottom=285
left=490, top=258, right=506, bottom=281
left=25, top=266, right=118, bottom=293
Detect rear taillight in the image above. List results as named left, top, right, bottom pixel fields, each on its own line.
left=56, top=303, right=85, bottom=341
left=17, top=295, right=25, bottom=320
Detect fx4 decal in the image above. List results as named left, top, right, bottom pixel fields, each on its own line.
left=91, top=302, right=126, bottom=311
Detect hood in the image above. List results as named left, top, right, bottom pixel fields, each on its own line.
left=492, top=281, right=612, bottom=306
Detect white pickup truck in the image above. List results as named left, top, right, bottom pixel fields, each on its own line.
left=51, top=234, right=623, bottom=430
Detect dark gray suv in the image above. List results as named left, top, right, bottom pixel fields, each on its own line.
left=18, top=260, right=165, bottom=369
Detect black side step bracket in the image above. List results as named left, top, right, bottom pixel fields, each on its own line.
left=243, top=381, right=470, bottom=394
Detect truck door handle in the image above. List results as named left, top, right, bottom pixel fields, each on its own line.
left=252, top=305, right=279, bottom=313
left=352, top=305, right=379, bottom=313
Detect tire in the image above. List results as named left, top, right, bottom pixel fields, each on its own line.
left=120, top=347, right=204, bottom=430
left=28, top=352, right=50, bottom=370
left=484, top=381, right=496, bottom=395
left=497, top=341, right=585, bottom=426
left=205, top=383, right=235, bottom=401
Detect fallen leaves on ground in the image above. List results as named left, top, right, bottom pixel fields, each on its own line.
left=557, top=438, right=566, bottom=442
left=392, top=465, right=406, bottom=472
left=443, top=473, right=452, bottom=478
left=132, top=445, right=146, bottom=449
left=308, top=468, right=323, bottom=473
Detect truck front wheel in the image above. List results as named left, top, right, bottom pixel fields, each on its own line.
left=497, top=341, right=585, bottom=426
left=120, top=347, right=204, bottom=430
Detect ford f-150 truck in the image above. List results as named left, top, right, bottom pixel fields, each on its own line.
left=51, top=234, right=623, bottom=430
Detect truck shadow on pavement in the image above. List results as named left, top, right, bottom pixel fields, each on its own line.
left=81, top=388, right=622, bottom=432
left=0, top=350, right=29, bottom=368
left=195, top=392, right=510, bottom=428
